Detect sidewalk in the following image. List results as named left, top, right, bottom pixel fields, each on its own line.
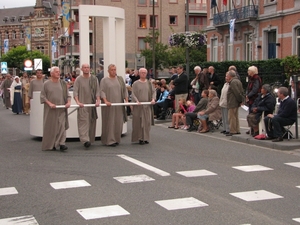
left=155, top=118, right=300, bottom=151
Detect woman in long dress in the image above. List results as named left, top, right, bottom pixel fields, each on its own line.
left=10, top=76, right=23, bottom=114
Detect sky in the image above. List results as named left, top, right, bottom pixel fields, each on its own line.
left=0, top=0, right=36, bottom=9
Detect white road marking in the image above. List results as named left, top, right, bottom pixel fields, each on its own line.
left=285, top=162, right=300, bottom=168
left=155, top=197, right=208, bottom=210
left=0, top=215, right=39, bottom=224
left=77, top=205, right=130, bottom=220
left=230, top=190, right=283, bottom=202
left=232, top=165, right=273, bottom=172
left=50, top=180, right=91, bottom=190
left=117, top=154, right=170, bottom=176
left=114, top=174, right=155, bottom=183
left=176, top=169, right=217, bottom=177
left=0, top=187, right=18, bottom=196
left=293, top=218, right=300, bottom=223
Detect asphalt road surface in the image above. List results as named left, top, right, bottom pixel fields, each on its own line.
left=0, top=106, right=300, bottom=225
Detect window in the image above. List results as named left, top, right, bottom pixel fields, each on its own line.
left=150, top=0, right=158, bottom=6
left=244, top=0, right=251, bottom=6
left=138, top=37, right=146, bottom=50
left=138, top=0, right=146, bottom=6
left=169, top=0, right=177, bottom=3
left=12, top=31, right=16, bottom=39
left=150, top=15, right=158, bottom=28
left=5, top=31, right=9, bottom=39
left=139, top=15, right=147, bottom=28
left=211, top=38, right=218, bottom=62
left=189, top=16, right=206, bottom=31
left=169, top=16, right=177, bottom=25
left=245, top=34, right=253, bottom=61
left=37, top=46, right=45, bottom=54
left=226, top=36, right=233, bottom=61
left=296, top=28, right=300, bottom=57
left=20, top=30, right=24, bottom=39
left=267, top=31, right=276, bottom=59
left=265, top=0, right=276, bottom=4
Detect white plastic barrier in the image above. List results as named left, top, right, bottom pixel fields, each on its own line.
left=29, top=91, right=129, bottom=138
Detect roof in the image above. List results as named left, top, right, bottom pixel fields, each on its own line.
left=0, top=7, right=34, bottom=26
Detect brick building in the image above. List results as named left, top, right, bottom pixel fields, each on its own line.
left=206, top=0, right=300, bottom=62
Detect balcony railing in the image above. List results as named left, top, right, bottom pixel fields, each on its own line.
left=189, top=3, right=207, bottom=11
left=73, top=22, right=93, bottom=30
left=65, top=45, right=93, bottom=54
left=213, top=5, right=258, bottom=26
left=189, top=24, right=207, bottom=32
left=71, top=0, right=94, bottom=7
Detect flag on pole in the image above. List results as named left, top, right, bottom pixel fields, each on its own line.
left=51, top=37, right=57, bottom=64
left=223, top=0, right=227, bottom=5
left=211, top=0, right=217, bottom=9
left=229, top=19, right=236, bottom=43
left=62, top=1, right=70, bottom=36
left=3, top=39, right=9, bottom=53
left=25, top=26, right=31, bottom=51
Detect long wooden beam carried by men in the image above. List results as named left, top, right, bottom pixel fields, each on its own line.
left=55, top=102, right=152, bottom=109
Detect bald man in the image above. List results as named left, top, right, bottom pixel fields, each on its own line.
left=73, top=64, right=101, bottom=149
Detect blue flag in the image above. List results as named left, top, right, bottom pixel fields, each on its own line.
left=211, top=0, right=217, bottom=9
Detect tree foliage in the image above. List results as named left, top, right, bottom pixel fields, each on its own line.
left=1, top=46, right=50, bottom=74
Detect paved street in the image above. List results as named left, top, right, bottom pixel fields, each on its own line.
left=1, top=105, right=300, bottom=225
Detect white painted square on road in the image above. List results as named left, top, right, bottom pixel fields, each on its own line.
left=293, top=218, right=300, bottom=223
left=77, top=205, right=130, bottom=220
left=155, top=197, right=208, bottom=210
left=232, top=165, right=273, bottom=172
left=114, top=174, right=154, bottom=183
left=176, top=169, right=217, bottom=177
left=285, top=162, right=300, bottom=168
left=0, top=215, right=39, bottom=224
left=230, top=190, right=283, bottom=202
left=50, top=180, right=91, bottom=190
left=297, top=186, right=300, bottom=189
left=0, top=187, right=18, bottom=196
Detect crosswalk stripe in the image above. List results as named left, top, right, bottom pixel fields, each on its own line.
left=155, top=197, right=208, bottom=210
left=114, top=174, right=155, bottom=183
left=50, top=180, right=91, bottom=190
left=77, top=205, right=130, bottom=220
left=0, top=215, right=38, bottom=225
left=118, top=154, right=170, bottom=176
left=0, top=187, right=18, bottom=196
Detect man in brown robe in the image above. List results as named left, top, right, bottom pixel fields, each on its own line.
left=100, top=64, right=128, bottom=147
left=28, top=69, right=44, bottom=101
left=73, top=63, right=100, bottom=149
left=1, top=73, right=12, bottom=109
left=40, top=66, right=71, bottom=151
left=21, top=72, right=30, bottom=114
left=131, top=68, right=156, bottom=144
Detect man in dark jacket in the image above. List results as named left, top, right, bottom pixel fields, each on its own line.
left=173, top=65, right=188, bottom=111
left=264, top=87, right=297, bottom=142
left=208, top=66, right=221, bottom=87
left=226, top=70, right=244, bottom=136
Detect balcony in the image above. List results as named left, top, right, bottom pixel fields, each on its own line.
left=189, top=3, right=207, bottom=13
left=189, top=24, right=207, bottom=32
left=213, top=5, right=258, bottom=26
left=65, top=45, right=93, bottom=55
left=71, top=0, right=94, bottom=7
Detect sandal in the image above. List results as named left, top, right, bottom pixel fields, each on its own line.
left=174, top=127, right=179, bottom=129
left=199, top=129, right=209, bottom=133
left=168, top=126, right=175, bottom=128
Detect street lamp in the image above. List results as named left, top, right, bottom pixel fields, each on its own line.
left=152, top=0, right=157, bottom=78
left=185, top=0, right=190, bottom=79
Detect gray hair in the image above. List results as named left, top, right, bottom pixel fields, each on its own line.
left=248, top=66, right=258, bottom=74
left=194, top=66, right=201, bottom=71
left=50, top=66, right=59, bottom=74
left=108, top=64, right=116, bottom=70
left=278, top=87, right=289, bottom=97
left=262, top=84, right=271, bottom=93
left=227, top=70, right=236, bottom=77
left=209, top=89, right=217, bottom=97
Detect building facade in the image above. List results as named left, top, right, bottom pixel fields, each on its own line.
left=206, top=0, right=300, bottom=62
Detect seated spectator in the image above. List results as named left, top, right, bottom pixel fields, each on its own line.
left=156, top=82, right=175, bottom=120
left=197, top=90, right=221, bottom=133
left=247, top=84, right=276, bottom=137
left=186, top=90, right=209, bottom=132
left=264, top=87, right=297, bottom=142
left=168, top=98, right=187, bottom=129
left=153, top=85, right=169, bottom=118
left=181, top=100, right=196, bottom=130
left=288, top=79, right=300, bottom=101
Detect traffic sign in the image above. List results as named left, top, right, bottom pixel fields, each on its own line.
left=34, top=58, right=42, bottom=70
left=1, top=62, right=8, bottom=74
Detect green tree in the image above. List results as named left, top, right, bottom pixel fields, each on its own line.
left=1, top=46, right=50, bottom=74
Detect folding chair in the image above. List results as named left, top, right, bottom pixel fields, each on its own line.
left=282, top=124, right=294, bottom=140
left=165, top=107, right=174, bottom=119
